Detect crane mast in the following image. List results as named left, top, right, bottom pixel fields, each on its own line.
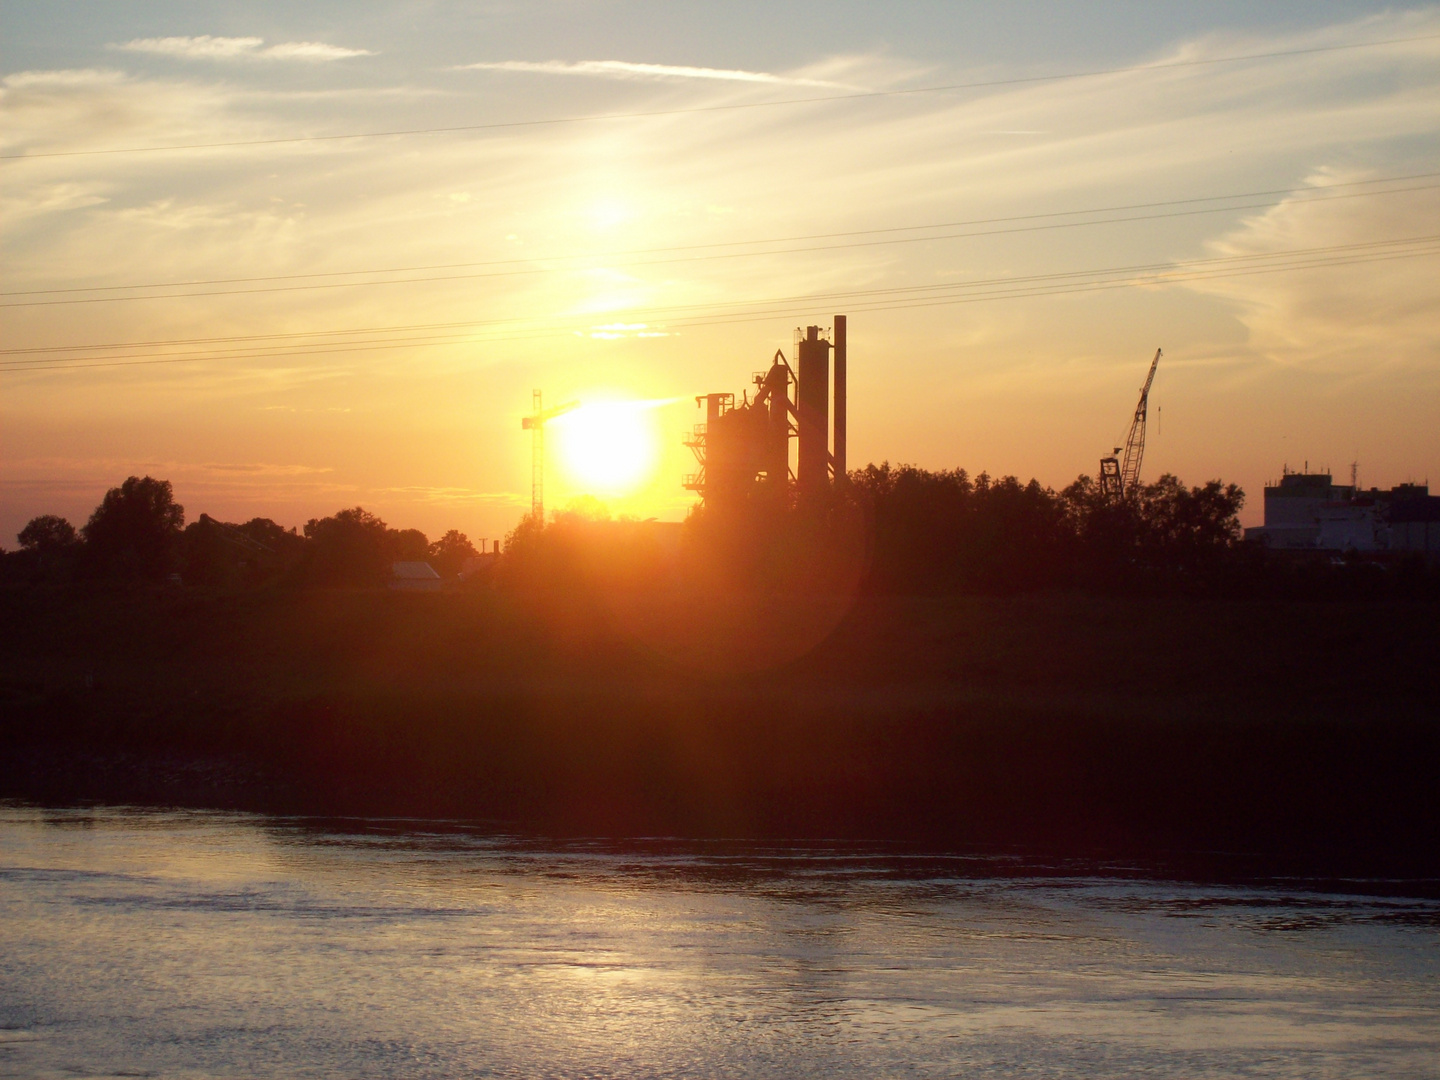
left=520, top=390, right=578, bottom=521
left=1099, top=348, right=1162, bottom=499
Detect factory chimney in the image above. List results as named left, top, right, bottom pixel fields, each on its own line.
left=796, top=325, right=830, bottom=493
left=685, top=315, right=848, bottom=503
left=833, top=315, right=846, bottom=484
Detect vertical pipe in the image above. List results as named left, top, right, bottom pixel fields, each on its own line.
left=833, top=315, right=846, bottom=485
left=703, top=394, right=725, bottom=502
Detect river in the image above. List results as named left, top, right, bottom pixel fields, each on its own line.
left=2, top=804, right=1437, bottom=1078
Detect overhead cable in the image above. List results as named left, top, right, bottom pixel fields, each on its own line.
left=6, top=181, right=1438, bottom=309
left=5, top=235, right=1437, bottom=373
left=4, top=170, right=1437, bottom=300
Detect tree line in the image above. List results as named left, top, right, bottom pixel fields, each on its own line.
left=3, top=475, right=484, bottom=588
left=504, top=465, right=1436, bottom=598
left=498, top=464, right=1254, bottom=596
left=7, top=468, right=1432, bottom=597
left=850, top=463, right=1249, bottom=593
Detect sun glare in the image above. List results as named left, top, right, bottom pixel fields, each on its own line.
left=553, top=401, right=661, bottom=496
left=588, top=197, right=633, bottom=231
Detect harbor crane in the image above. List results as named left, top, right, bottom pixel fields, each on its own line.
left=1099, top=348, right=1162, bottom=500
left=521, top=389, right=578, bottom=521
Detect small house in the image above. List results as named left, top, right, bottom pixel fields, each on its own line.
left=389, top=561, right=442, bottom=592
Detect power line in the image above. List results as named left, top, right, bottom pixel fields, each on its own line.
left=5, top=235, right=1436, bottom=373
left=6, top=182, right=1438, bottom=309
left=6, top=234, right=1436, bottom=361
left=6, top=230, right=1438, bottom=360
left=3, top=235, right=1430, bottom=362
left=821, top=246, right=1440, bottom=317
left=4, top=31, right=1437, bottom=162
left=0, top=319, right=513, bottom=356
left=6, top=235, right=1435, bottom=363
left=5, top=170, right=1436, bottom=300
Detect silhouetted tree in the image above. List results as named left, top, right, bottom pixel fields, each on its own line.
left=501, top=503, right=693, bottom=593
left=502, top=506, right=601, bottom=590
left=18, top=515, right=78, bottom=554
left=1137, top=475, right=1243, bottom=548
left=846, top=464, right=967, bottom=593
left=1060, top=472, right=1244, bottom=588
left=851, top=463, right=1245, bottom=595
left=386, top=528, right=430, bottom=563
left=235, top=517, right=302, bottom=551
left=301, top=507, right=391, bottom=586
left=182, top=515, right=304, bottom=587
left=81, top=476, right=185, bottom=580
left=428, top=530, right=478, bottom=577
left=7, top=514, right=81, bottom=581
left=851, top=464, right=1071, bottom=593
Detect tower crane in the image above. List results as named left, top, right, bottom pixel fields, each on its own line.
left=521, top=389, right=578, bottom=521
left=1099, top=348, right=1162, bottom=500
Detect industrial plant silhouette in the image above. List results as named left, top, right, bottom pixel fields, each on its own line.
left=2, top=314, right=1438, bottom=874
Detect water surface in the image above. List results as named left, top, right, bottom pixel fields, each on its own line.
left=2, top=804, right=1437, bottom=1078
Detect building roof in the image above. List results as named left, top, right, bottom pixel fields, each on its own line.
left=391, top=561, right=440, bottom=579
left=1267, top=473, right=1353, bottom=499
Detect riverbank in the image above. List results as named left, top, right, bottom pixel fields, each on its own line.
left=2, top=585, right=1436, bottom=873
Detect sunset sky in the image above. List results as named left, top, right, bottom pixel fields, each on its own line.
left=3, top=0, right=1438, bottom=542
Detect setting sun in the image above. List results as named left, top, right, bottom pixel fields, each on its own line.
left=5, top=5, right=1440, bottom=1078
left=553, top=401, right=661, bottom=496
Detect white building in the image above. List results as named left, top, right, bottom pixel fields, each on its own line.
left=1244, top=471, right=1353, bottom=550
left=1245, top=469, right=1437, bottom=557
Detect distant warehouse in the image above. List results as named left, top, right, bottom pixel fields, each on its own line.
left=1244, top=469, right=1440, bottom=557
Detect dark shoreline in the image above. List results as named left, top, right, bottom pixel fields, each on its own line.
left=3, top=585, right=1437, bottom=879
left=8, top=796, right=1440, bottom=905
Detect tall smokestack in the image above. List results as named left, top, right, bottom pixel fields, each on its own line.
left=833, top=315, right=846, bottom=484
left=796, top=325, right=830, bottom=493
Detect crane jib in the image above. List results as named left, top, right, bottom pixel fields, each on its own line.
left=1099, top=348, right=1161, bottom=500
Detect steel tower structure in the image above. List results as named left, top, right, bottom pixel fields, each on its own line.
left=1099, top=348, right=1162, bottom=500
left=521, top=390, right=578, bottom=521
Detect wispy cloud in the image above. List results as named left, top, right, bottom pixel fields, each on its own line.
left=1184, top=171, right=1440, bottom=377
left=6, top=10, right=1440, bottom=532
left=1, top=68, right=127, bottom=89
left=0, top=181, right=110, bottom=226
left=373, top=486, right=528, bottom=505
left=198, top=462, right=335, bottom=477
left=111, top=36, right=373, bottom=62
left=260, top=41, right=375, bottom=62
left=457, top=59, right=851, bottom=88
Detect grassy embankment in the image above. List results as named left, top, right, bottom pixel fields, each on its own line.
left=1, top=583, right=1436, bottom=871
